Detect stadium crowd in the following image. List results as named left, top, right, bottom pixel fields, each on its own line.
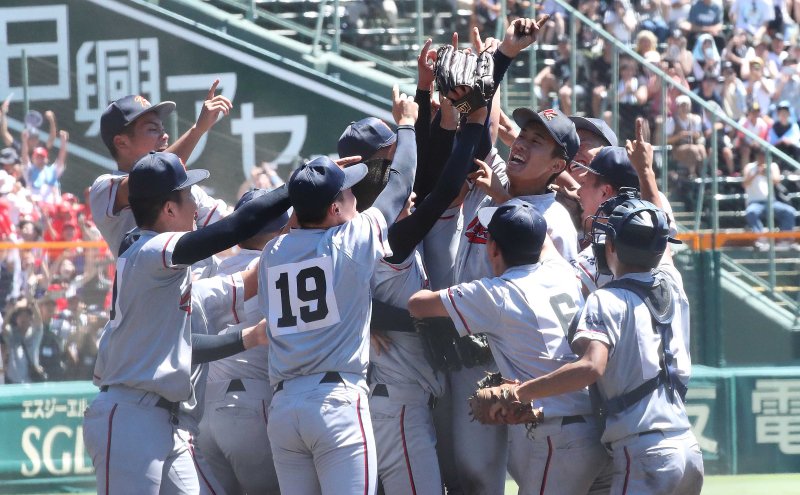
left=2, top=0, right=800, bottom=386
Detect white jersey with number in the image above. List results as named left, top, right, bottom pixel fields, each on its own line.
left=572, top=262, right=692, bottom=444
left=440, top=257, right=590, bottom=417
left=208, top=249, right=267, bottom=381
left=370, top=250, right=443, bottom=396
left=95, top=231, right=194, bottom=402
left=258, top=207, right=391, bottom=387
left=90, top=172, right=225, bottom=257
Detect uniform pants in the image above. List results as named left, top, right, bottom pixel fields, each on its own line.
left=436, top=365, right=508, bottom=495
left=609, top=429, right=704, bottom=495
left=368, top=383, right=441, bottom=495
left=507, top=416, right=612, bottom=495
left=267, top=372, right=377, bottom=495
left=198, top=378, right=279, bottom=494
left=83, top=385, right=222, bottom=495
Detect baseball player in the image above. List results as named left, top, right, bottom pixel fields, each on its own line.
left=572, top=119, right=678, bottom=294
left=493, top=137, right=704, bottom=494
left=408, top=200, right=611, bottom=495
left=337, top=86, right=488, bottom=495
left=83, top=151, right=290, bottom=495
left=198, top=190, right=289, bottom=495
left=257, top=87, right=417, bottom=495
left=89, top=81, right=230, bottom=258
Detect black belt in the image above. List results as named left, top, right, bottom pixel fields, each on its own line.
left=561, top=415, right=586, bottom=426
left=638, top=429, right=663, bottom=437
left=226, top=378, right=246, bottom=393
left=99, top=385, right=179, bottom=413
left=274, top=371, right=342, bottom=393
left=371, top=383, right=437, bottom=409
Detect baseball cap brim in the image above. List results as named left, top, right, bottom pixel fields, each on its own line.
left=569, top=116, right=618, bottom=146
left=127, top=101, right=176, bottom=128
left=477, top=206, right=499, bottom=229
left=177, top=168, right=210, bottom=191
left=342, top=162, right=368, bottom=190
left=512, top=108, right=567, bottom=155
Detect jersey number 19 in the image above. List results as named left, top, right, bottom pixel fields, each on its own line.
left=268, top=257, right=341, bottom=336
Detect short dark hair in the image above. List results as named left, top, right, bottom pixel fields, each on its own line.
left=129, top=189, right=183, bottom=228
left=494, top=238, right=541, bottom=267
left=296, top=191, right=343, bottom=226
left=546, top=144, right=569, bottom=186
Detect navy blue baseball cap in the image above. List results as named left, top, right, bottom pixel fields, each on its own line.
left=477, top=199, right=547, bottom=262
left=288, top=156, right=367, bottom=217
left=235, top=188, right=290, bottom=234
left=575, top=146, right=640, bottom=190
left=337, top=117, right=396, bottom=159
left=512, top=107, right=580, bottom=162
left=569, top=116, right=618, bottom=147
left=128, top=151, right=209, bottom=200
left=100, top=95, right=176, bottom=152
left=0, top=147, right=19, bottom=166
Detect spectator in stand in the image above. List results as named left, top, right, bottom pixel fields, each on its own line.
left=577, top=0, right=604, bottom=49
left=768, top=100, right=800, bottom=167
left=667, top=94, right=707, bottom=179
left=603, top=0, right=638, bottom=45
left=638, top=0, right=670, bottom=42
left=746, top=57, right=776, bottom=118
left=2, top=300, right=45, bottom=383
left=534, top=35, right=580, bottom=111
left=768, top=33, right=788, bottom=71
left=692, top=33, right=721, bottom=81
left=737, top=102, right=771, bottom=167
left=730, top=0, right=775, bottom=37
left=745, top=37, right=780, bottom=80
left=636, top=30, right=662, bottom=65
left=539, top=0, right=567, bottom=44
left=743, top=148, right=799, bottom=249
left=37, top=297, right=68, bottom=381
left=615, top=57, right=650, bottom=142
left=648, top=59, right=691, bottom=144
left=591, top=40, right=615, bottom=118
left=722, top=28, right=751, bottom=78
left=681, top=0, right=724, bottom=48
left=701, top=100, right=739, bottom=175
left=472, top=0, right=502, bottom=35
left=775, top=57, right=800, bottom=116
left=664, top=29, right=696, bottom=78
left=0, top=105, right=57, bottom=157
left=665, top=0, right=692, bottom=31
left=21, top=129, right=68, bottom=204
left=721, top=60, right=749, bottom=122
left=693, top=71, right=723, bottom=113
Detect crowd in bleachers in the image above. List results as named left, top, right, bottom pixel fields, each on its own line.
left=4, top=0, right=800, bottom=385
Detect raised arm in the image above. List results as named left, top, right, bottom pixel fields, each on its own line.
left=167, top=79, right=233, bottom=164
left=173, top=185, right=290, bottom=266
left=44, top=110, right=57, bottom=150
left=0, top=98, right=13, bottom=147
left=386, top=96, right=487, bottom=263
left=371, top=86, right=419, bottom=224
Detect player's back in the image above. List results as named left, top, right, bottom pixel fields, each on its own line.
left=258, top=207, right=389, bottom=388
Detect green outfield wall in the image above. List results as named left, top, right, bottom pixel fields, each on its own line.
left=0, top=368, right=799, bottom=492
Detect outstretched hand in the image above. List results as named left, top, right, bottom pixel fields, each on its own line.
left=498, top=15, right=550, bottom=58
left=468, top=158, right=511, bottom=203
left=392, top=85, right=419, bottom=126
left=417, top=38, right=437, bottom=91
left=625, top=118, right=654, bottom=174
left=471, top=26, right=500, bottom=54
left=195, top=79, right=233, bottom=133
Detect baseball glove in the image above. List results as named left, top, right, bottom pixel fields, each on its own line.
left=468, top=372, right=544, bottom=427
left=434, top=45, right=496, bottom=115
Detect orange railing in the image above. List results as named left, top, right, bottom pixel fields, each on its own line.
left=676, top=231, right=800, bottom=251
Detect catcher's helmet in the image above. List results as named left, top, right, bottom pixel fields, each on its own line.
left=590, top=188, right=677, bottom=274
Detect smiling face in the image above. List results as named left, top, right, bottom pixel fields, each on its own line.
left=171, top=187, right=198, bottom=232
left=114, top=112, right=170, bottom=170
left=507, top=122, right=566, bottom=195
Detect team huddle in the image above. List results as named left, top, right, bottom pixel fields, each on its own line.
left=80, top=16, right=704, bottom=495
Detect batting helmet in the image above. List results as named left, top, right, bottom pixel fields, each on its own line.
left=590, top=189, right=676, bottom=274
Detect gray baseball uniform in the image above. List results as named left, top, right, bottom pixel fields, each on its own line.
left=573, top=262, right=703, bottom=495
left=89, top=174, right=224, bottom=257
left=258, top=206, right=391, bottom=495
left=369, top=250, right=443, bottom=495
left=84, top=231, right=240, bottom=495
left=199, top=249, right=279, bottom=495
left=440, top=257, right=611, bottom=494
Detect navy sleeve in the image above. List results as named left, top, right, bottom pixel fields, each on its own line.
left=372, top=126, right=417, bottom=224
